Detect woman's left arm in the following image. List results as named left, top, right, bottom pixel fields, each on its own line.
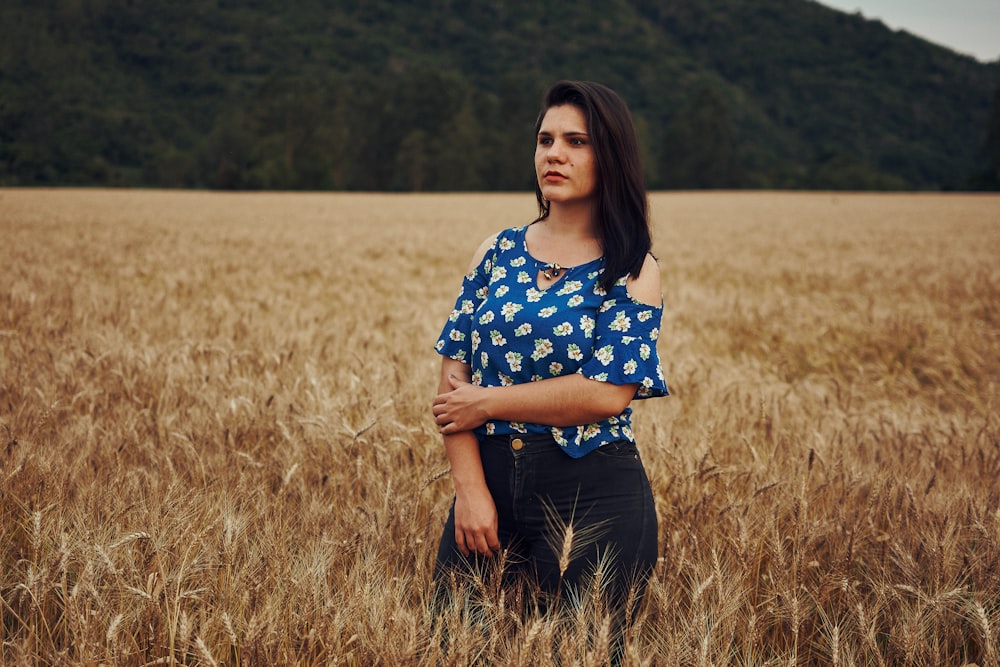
left=433, top=372, right=637, bottom=433
left=433, top=254, right=663, bottom=434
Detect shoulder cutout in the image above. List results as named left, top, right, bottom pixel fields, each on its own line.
left=466, top=233, right=499, bottom=273
left=626, top=254, right=662, bottom=306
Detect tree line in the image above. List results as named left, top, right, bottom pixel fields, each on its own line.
left=1, top=0, right=997, bottom=191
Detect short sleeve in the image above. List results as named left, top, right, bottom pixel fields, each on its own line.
left=434, top=239, right=496, bottom=364
left=578, top=278, right=669, bottom=399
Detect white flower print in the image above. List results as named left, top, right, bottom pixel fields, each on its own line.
left=531, top=338, right=553, bottom=361
left=555, top=280, right=583, bottom=295
left=650, top=327, right=659, bottom=341
left=434, top=340, right=445, bottom=351
left=501, top=302, right=523, bottom=322
left=595, top=345, right=615, bottom=366
left=436, top=228, right=668, bottom=456
left=622, top=425, right=634, bottom=440
left=505, top=351, right=523, bottom=372
left=609, top=311, right=631, bottom=332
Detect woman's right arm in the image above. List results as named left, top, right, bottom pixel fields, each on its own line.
left=438, top=233, right=502, bottom=557
left=440, top=356, right=500, bottom=557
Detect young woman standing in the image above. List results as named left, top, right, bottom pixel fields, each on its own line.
left=432, top=80, right=668, bottom=614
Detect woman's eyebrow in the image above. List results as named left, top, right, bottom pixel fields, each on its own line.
left=537, top=130, right=590, bottom=137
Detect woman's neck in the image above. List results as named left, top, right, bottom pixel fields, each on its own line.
left=543, top=200, right=599, bottom=240
left=530, top=202, right=603, bottom=266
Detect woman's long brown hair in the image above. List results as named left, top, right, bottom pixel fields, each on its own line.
left=533, top=80, right=652, bottom=293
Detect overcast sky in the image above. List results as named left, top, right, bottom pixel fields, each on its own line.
left=817, top=0, right=1000, bottom=61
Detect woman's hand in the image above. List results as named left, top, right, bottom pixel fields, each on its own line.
left=433, top=375, right=492, bottom=434
left=453, top=483, right=500, bottom=557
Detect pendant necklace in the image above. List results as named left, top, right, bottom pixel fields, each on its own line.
left=540, top=262, right=564, bottom=280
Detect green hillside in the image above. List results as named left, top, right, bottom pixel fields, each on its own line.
left=1, top=0, right=997, bottom=190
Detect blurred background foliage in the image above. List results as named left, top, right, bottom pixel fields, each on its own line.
left=1, top=0, right=998, bottom=191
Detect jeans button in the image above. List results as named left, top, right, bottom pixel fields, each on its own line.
left=511, top=438, right=524, bottom=451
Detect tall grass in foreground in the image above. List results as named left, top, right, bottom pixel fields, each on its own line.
left=1, top=189, right=998, bottom=665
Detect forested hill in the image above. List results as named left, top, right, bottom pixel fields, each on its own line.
left=2, top=0, right=998, bottom=191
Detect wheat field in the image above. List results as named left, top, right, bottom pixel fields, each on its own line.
left=1, top=189, right=999, bottom=665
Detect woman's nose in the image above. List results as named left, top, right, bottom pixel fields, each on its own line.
left=547, top=141, right=566, bottom=162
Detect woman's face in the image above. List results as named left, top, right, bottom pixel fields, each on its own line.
left=535, top=105, right=597, bottom=207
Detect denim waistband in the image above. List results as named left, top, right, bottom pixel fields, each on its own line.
left=479, top=432, right=557, bottom=447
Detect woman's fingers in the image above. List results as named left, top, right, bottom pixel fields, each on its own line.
left=473, top=533, right=493, bottom=556
left=454, top=528, right=470, bottom=557
left=454, top=528, right=496, bottom=557
left=466, top=530, right=499, bottom=556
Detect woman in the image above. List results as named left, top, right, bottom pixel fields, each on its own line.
left=432, top=80, right=668, bottom=613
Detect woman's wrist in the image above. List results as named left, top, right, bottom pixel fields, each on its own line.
left=480, top=386, right=498, bottom=423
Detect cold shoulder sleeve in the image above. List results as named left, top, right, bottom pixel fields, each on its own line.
left=578, top=277, right=669, bottom=399
left=434, top=238, right=497, bottom=364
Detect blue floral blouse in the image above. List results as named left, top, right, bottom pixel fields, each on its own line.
left=435, top=225, right=668, bottom=458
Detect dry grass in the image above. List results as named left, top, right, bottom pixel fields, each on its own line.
left=1, top=188, right=998, bottom=665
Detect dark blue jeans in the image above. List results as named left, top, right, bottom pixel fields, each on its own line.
left=434, top=433, right=658, bottom=612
